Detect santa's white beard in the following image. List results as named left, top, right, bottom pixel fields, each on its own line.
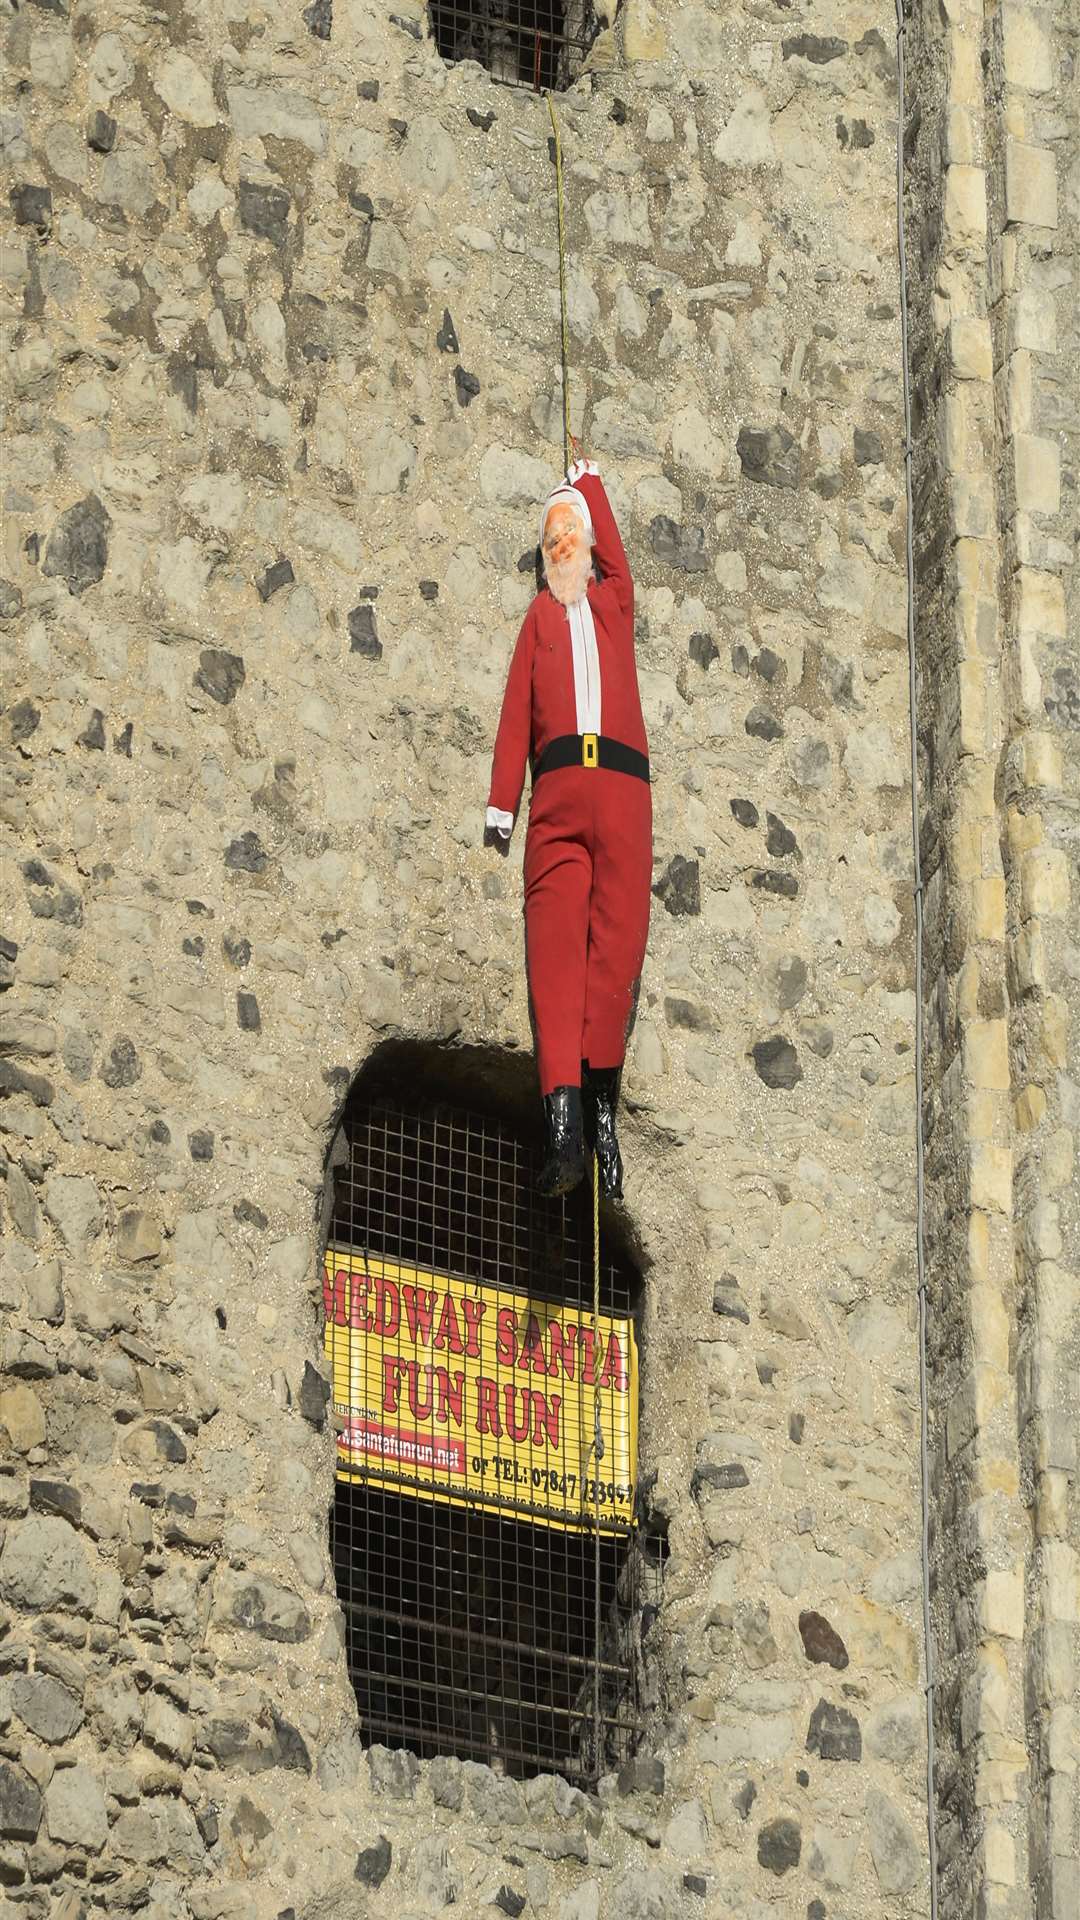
left=544, top=545, right=592, bottom=608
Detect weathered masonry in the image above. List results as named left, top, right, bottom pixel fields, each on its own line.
left=0, top=4, right=1077, bottom=1920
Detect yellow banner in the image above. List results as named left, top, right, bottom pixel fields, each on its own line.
left=323, top=1246, right=637, bottom=1533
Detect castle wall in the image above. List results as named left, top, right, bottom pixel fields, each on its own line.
left=3, top=1, right=1069, bottom=1916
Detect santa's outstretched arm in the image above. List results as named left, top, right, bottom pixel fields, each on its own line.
left=567, top=459, right=632, bottom=618
left=485, top=606, right=535, bottom=839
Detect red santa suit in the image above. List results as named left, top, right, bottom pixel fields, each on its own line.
left=486, top=463, right=652, bottom=1097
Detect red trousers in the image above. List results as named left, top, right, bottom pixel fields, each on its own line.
left=524, top=766, right=652, bottom=1096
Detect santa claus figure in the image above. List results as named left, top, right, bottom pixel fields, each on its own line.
left=486, top=460, right=652, bottom=1199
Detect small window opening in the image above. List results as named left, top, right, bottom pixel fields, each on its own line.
left=325, top=1053, right=656, bottom=1785
left=428, top=0, right=597, bottom=91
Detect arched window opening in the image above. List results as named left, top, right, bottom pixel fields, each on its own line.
left=428, top=0, right=597, bottom=92
left=324, top=1049, right=657, bottom=1785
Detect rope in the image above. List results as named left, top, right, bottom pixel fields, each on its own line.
left=547, top=94, right=573, bottom=472
left=894, top=4, right=940, bottom=1912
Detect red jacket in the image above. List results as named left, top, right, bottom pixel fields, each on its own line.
left=487, top=470, right=648, bottom=824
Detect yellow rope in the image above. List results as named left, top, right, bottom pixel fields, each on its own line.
left=547, top=94, right=573, bottom=473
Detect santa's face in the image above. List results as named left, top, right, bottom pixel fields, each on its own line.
left=542, top=503, right=592, bottom=607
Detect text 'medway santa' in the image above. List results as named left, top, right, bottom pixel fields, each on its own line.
left=486, top=460, right=653, bottom=1200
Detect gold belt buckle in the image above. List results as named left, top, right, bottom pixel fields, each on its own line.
left=582, top=732, right=598, bottom=768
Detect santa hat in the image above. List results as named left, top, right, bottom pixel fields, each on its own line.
left=539, top=482, right=594, bottom=550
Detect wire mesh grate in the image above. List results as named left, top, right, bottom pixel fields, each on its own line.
left=427, top=0, right=597, bottom=92
left=326, top=1091, right=648, bottom=1784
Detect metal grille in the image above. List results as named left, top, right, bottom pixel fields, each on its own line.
left=428, top=0, right=597, bottom=91
left=327, top=1087, right=649, bottom=1784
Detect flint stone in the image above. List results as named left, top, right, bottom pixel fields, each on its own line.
left=653, top=855, right=700, bottom=917
left=216, top=1573, right=311, bottom=1642
left=348, top=605, right=382, bottom=658
left=225, top=832, right=268, bottom=873
left=0, top=1760, right=42, bottom=1840
left=866, top=1788, right=920, bottom=1894
left=865, top=1694, right=922, bottom=1765
left=744, top=704, right=783, bottom=740
left=649, top=516, right=707, bottom=572
left=10, top=184, right=52, bottom=229
left=42, top=495, right=111, bottom=596
left=355, top=1836, right=392, bottom=1885
left=238, top=181, right=291, bottom=247
left=712, top=1276, right=750, bottom=1324
left=257, top=557, right=294, bottom=601
left=11, top=1673, right=83, bottom=1743
left=758, top=1816, right=801, bottom=1874
left=30, top=1480, right=81, bottom=1525
left=237, top=991, right=261, bottom=1032
left=752, top=1036, right=802, bottom=1090
left=101, top=1035, right=140, bottom=1088
left=0, top=579, right=24, bottom=619
left=806, top=1697, right=862, bottom=1761
left=783, top=34, right=848, bottom=63
left=368, top=1745, right=419, bottom=1799
left=799, top=1610, right=849, bottom=1669
left=689, top=632, right=719, bottom=670
left=7, top=699, right=40, bottom=741
left=195, top=649, right=246, bottom=705
left=299, top=1362, right=331, bottom=1428
left=618, top=1754, right=664, bottom=1796
left=88, top=111, right=117, bottom=153
left=736, top=426, right=800, bottom=489
left=45, top=1764, right=107, bottom=1851
left=303, top=0, right=332, bottom=37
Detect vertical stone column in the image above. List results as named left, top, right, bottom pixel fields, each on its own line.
left=987, top=6, right=1080, bottom=1918
left=905, top=1, right=1030, bottom=1913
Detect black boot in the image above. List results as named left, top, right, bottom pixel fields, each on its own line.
left=582, top=1064, right=623, bottom=1200
left=537, top=1086, right=585, bottom=1197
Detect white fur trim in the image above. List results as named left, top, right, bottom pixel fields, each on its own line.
left=568, top=598, right=601, bottom=735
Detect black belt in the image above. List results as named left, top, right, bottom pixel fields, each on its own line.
left=533, top=733, right=650, bottom=783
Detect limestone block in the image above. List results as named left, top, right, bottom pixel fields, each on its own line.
left=943, top=166, right=987, bottom=245
left=981, top=1569, right=1025, bottom=1639
left=1001, top=7, right=1054, bottom=92
left=1020, top=849, right=1069, bottom=919
left=1014, top=434, right=1062, bottom=514
left=964, top=1020, right=1010, bottom=1091
left=1017, top=567, right=1066, bottom=638
left=971, top=1145, right=1012, bottom=1214
left=950, top=316, right=993, bottom=381
left=1010, top=288, right=1057, bottom=352
left=1005, top=142, right=1058, bottom=228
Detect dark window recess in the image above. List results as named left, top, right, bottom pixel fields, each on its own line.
left=428, top=0, right=597, bottom=91
left=327, top=1083, right=657, bottom=1785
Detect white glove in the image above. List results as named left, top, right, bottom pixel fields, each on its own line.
left=485, top=806, right=513, bottom=840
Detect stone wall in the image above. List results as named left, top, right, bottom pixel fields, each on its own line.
left=0, top=0, right=1069, bottom=1916
left=904, top=1, right=1079, bottom=1916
